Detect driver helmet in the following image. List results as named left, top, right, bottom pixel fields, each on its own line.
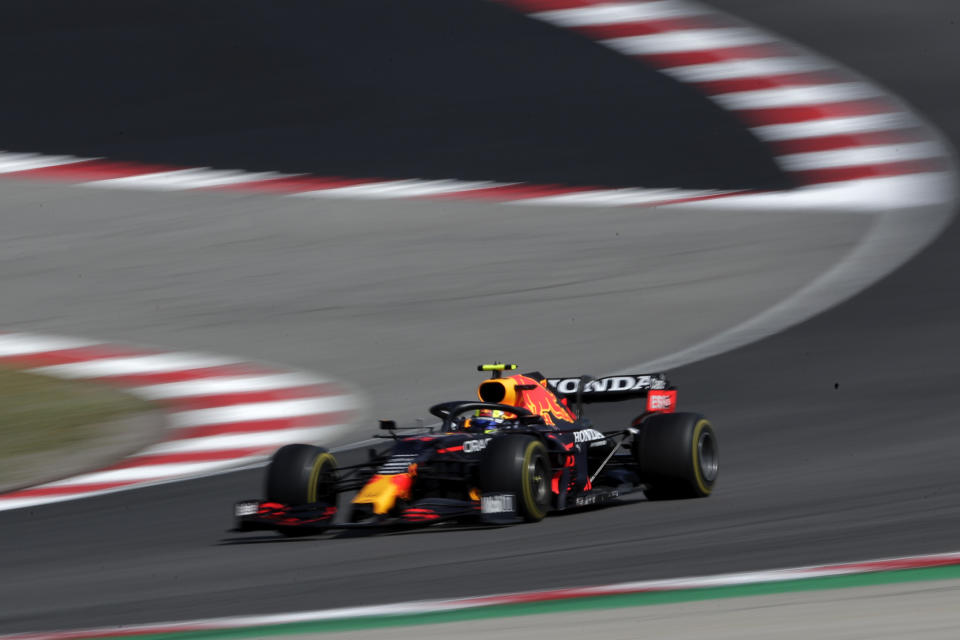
left=467, top=409, right=511, bottom=434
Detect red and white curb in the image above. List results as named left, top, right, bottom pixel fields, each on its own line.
left=4, top=550, right=959, bottom=639
left=505, top=0, right=952, bottom=193
left=0, top=152, right=747, bottom=207
left=0, top=0, right=953, bottom=209
left=0, top=332, right=364, bottom=512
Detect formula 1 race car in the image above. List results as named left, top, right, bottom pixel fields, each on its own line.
left=233, top=364, right=718, bottom=535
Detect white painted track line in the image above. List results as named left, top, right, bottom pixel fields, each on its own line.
left=0, top=333, right=103, bottom=356
left=750, top=113, right=921, bottom=141
left=131, top=372, right=328, bottom=399
left=31, top=353, right=243, bottom=378
left=777, top=141, right=942, bottom=170
left=532, top=1, right=708, bottom=26
left=602, top=28, right=775, bottom=55
left=510, top=187, right=729, bottom=207
left=139, top=428, right=350, bottom=454
left=662, top=56, right=832, bottom=82
left=84, top=168, right=283, bottom=190
left=712, top=82, right=882, bottom=109
left=0, top=152, right=89, bottom=173
left=293, top=179, right=499, bottom=199
left=167, top=396, right=359, bottom=429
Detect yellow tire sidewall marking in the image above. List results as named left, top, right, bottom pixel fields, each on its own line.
left=521, top=441, right=547, bottom=519
left=690, top=419, right=713, bottom=496
left=307, top=452, right=336, bottom=503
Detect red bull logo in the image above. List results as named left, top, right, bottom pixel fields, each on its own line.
left=478, top=374, right=576, bottom=426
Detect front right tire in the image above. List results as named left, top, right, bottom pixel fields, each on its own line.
left=478, top=435, right=551, bottom=522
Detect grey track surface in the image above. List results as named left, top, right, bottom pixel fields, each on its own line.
left=0, top=181, right=869, bottom=427
left=1, top=0, right=959, bottom=634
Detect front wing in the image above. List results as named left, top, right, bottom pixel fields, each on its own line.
left=233, top=482, right=643, bottom=534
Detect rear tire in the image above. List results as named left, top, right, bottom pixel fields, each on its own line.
left=265, top=444, right=338, bottom=505
left=632, top=413, right=718, bottom=500
left=478, top=436, right=551, bottom=522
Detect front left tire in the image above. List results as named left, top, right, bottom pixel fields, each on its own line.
left=265, top=444, right=338, bottom=505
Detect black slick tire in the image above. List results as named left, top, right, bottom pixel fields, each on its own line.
left=265, top=444, right=338, bottom=505
left=478, top=436, right=551, bottom=522
left=631, top=413, right=718, bottom=500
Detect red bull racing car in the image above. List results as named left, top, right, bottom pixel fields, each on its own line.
left=233, top=364, right=719, bottom=535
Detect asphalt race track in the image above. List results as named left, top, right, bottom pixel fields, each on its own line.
left=1, top=0, right=960, bottom=634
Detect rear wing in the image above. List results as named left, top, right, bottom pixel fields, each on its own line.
left=546, top=374, right=672, bottom=404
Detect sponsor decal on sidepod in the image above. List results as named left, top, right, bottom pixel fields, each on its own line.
left=462, top=438, right=490, bottom=454
left=573, top=428, right=606, bottom=444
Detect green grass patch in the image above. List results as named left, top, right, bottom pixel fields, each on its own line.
left=0, top=366, right=154, bottom=486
